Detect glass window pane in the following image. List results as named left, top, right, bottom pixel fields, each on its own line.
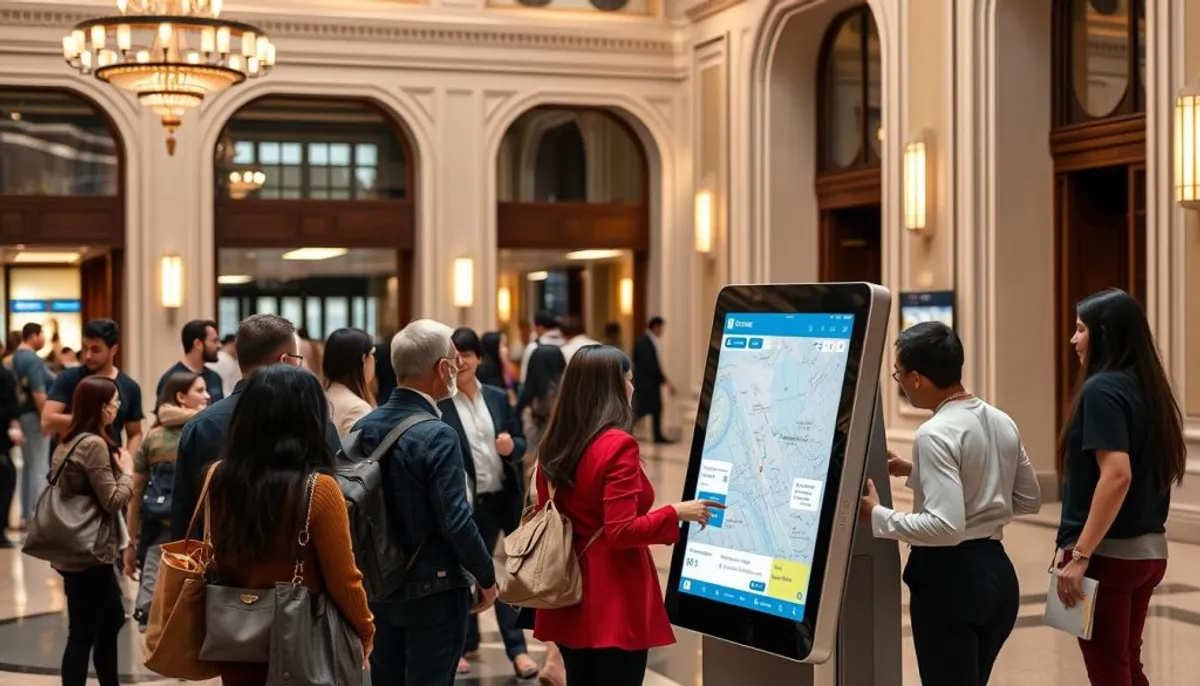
left=310, top=167, right=329, bottom=186
left=233, top=141, right=255, bottom=164
left=0, top=88, right=119, bottom=196
left=331, top=167, right=352, bottom=188
left=309, top=143, right=329, bottom=166
left=329, top=189, right=351, bottom=200
left=1070, top=0, right=1130, bottom=118
left=281, top=188, right=302, bottom=199
left=355, top=168, right=377, bottom=193
left=329, top=143, right=351, bottom=166
left=326, top=297, right=350, bottom=332
left=281, top=142, right=303, bottom=165
left=866, top=12, right=882, bottom=158
left=281, top=297, right=303, bottom=325
left=356, top=143, right=378, bottom=167
left=821, top=11, right=866, bottom=170
left=310, top=188, right=329, bottom=200
left=366, top=297, right=379, bottom=338
left=255, top=297, right=278, bottom=315
left=259, top=141, right=280, bottom=164
left=282, top=166, right=302, bottom=187
left=306, top=297, right=323, bottom=339
left=218, top=297, right=240, bottom=338
left=352, top=296, right=366, bottom=328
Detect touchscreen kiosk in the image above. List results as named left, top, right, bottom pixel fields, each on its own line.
left=666, top=283, right=898, bottom=673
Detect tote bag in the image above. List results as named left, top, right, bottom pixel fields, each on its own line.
left=142, top=463, right=221, bottom=681
left=23, top=436, right=117, bottom=567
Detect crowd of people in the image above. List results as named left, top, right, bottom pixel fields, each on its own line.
left=0, top=285, right=1183, bottom=686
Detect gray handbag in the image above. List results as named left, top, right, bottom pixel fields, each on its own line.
left=267, top=475, right=370, bottom=686
left=23, top=436, right=118, bottom=567
left=200, top=472, right=320, bottom=664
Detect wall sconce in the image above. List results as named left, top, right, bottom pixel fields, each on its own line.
left=694, top=189, right=714, bottom=254
left=160, top=254, right=183, bottom=309
left=452, top=257, right=474, bottom=308
left=618, top=277, right=633, bottom=316
left=1175, top=81, right=1200, bottom=209
left=497, top=286, right=512, bottom=324
left=903, top=134, right=931, bottom=232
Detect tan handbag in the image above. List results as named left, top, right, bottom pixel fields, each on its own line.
left=142, top=463, right=221, bottom=681
left=499, top=466, right=601, bottom=609
left=22, top=436, right=118, bottom=567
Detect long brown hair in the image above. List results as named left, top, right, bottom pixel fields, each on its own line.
left=537, top=345, right=634, bottom=488
left=1056, top=289, right=1185, bottom=493
left=62, top=376, right=119, bottom=451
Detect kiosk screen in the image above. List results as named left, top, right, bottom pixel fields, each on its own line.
left=677, top=312, right=855, bottom=621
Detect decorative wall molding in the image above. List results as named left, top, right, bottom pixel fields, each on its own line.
left=0, top=7, right=675, bottom=55
left=685, top=0, right=747, bottom=24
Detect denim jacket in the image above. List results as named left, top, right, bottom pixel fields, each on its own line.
left=352, top=389, right=496, bottom=602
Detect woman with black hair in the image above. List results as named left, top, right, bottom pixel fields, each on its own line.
left=1055, top=288, right=1186, bottom=685
left=476, top=331, right=508, bottom=389
left=323, top=327, right=377, bottom=440
left=207, top=365, right=373, bottom=685
left=517, top=344, right=568, bottom=484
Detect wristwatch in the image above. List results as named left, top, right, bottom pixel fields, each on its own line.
left=1070, top=548, right=1091, bottom=563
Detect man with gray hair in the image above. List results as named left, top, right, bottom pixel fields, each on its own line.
left=351, top=318, right=498, bottom=686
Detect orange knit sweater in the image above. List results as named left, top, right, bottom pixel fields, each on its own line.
left=211, top=474, right=374, bottom=647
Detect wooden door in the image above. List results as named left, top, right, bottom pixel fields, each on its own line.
left=1054, top=164, right=1145, bottom=425
left=79, top=249, right=123, bottom=365
left=819, top=204, right=882, bottom=284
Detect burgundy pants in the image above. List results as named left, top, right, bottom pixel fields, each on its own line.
left=1068, top=553, right=1166, bottom=686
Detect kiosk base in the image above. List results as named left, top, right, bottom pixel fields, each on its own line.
left=699, top=392, right=902, bottom=685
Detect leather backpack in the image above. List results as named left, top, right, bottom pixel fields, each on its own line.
left=335, top=412, right=437, bottom=600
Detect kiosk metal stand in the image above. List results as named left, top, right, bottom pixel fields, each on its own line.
left=700, top=390, right=902, bottom=685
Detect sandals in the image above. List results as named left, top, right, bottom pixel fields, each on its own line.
left=514, top=653, right=540, bottom=679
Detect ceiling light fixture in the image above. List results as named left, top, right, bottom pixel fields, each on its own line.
left=217, top=274, right=253, bottom=284
left=61, top=0, right=276, bottom=155
left=281, top=247, right=348, bottom=261
left=526, top=270, right=549, bottom=282
left=11, top=251, right=82, bottom=264
left=227, top=169, right=265, bottom=199
left=564, top=249, right=623, bottom=261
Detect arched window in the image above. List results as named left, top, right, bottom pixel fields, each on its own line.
left=1053, top=0, right=1146, bottom=126
left=215, top=97, right=409, bottom=200
left=0, top=88, right=119, bottom=196
left=533, top=121, right=587, bottom=202
left=817, top=5, right=882, bottom=174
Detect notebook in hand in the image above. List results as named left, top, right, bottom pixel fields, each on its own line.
left=1044, top=572, right=1099, bottom=640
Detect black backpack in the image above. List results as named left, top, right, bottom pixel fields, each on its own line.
left=336, top=412, right=437, bottom=600
left=141, top=460, right=176, bottom=521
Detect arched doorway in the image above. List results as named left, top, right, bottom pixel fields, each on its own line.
left=816, top=5, right=883, bottom=283
left=212, top=96, right=416, bottom=361
left=495, top=107, right=648, bottom=354
left=1051, top=0, right=1146, bottom=425
left=0, top=87, right=125, bottom=362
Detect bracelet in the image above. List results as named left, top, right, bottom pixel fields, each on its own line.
left=1070, top=548, right=1091, bottom=563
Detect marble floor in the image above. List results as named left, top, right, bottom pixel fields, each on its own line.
left=0, top=440, right=1196, bottom=684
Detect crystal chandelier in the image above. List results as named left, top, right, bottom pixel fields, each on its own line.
left=61, top=0, right=275, bottom=155
left=227, top=169, right=265, bottom=198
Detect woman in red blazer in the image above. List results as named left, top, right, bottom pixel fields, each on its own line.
left=533, top=344, right=721, bottom=686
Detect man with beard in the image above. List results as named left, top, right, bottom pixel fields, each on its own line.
left=155, top=319, right=224, bottom=409
left=41, top=318, right=145, bottom=453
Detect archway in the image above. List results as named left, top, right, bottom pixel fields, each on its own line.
left=0, top=86, right=125, bottom=363
left=494, top=106, right=649, bottom=357
left=211, top=95, right=417, bottom=367
left=816, top=5, right=883, bottom=283
left=1051, top=0, right=1147, bottom=427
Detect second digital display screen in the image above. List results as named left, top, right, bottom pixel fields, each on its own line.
left=677, top=312, right=854, bottom=622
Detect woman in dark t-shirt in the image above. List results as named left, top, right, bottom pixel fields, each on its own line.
left=1055, top=288, right=1185, bottom=685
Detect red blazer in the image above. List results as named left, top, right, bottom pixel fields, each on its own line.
left=533, top=428, right=680, bottom=651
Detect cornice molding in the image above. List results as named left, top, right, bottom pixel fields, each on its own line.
left=684, top=0, right=745, bottom=24
left=0, top=7, right=675, bottom=55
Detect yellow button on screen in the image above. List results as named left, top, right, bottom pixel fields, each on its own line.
left=767, top=559, right=811, bottom=604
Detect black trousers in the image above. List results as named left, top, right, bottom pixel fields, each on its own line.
left=0, top=452, right=15, bottom=536
left=557, top=646, right=648, bottom=686
left=905, top=538, right=1020, bottom=686
left=464, top=492, right=527, bottom=660
left=59, top=564, right=126, bottom=686
left=370, top=588, right=472, bottom=686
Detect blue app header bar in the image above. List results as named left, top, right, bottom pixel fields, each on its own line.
left=723, top=313, right=854, bottom=339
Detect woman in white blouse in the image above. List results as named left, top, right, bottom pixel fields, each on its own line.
left=322, top=327, right=377, bottom=440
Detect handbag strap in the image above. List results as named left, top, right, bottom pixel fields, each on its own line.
left=291, top=472, right=320, bottom=588
left=526, top=463, right=603, bottom=555
left=46, top=435, right=91, bottom=487
left=183, top=461, right=222, bottom=544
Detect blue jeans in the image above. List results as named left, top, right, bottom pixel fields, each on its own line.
left=465, top=492, right=527, bottom=660
left=18, top=412, right=49, bottom=522
left=370, top=587, right=472, bottom=686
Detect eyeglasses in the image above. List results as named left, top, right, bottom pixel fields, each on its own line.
left=282, top=353, right=305, bottom=364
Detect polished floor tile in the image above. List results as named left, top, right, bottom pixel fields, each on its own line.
left=0, top=439, right=1194, bottom=684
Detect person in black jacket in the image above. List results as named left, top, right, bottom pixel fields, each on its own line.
left=168, top=314, right=342, bottom=540
left=632, top=316, right=675, bottom=444
left=354, top=319, right=496, bottom=686
left=0, top=348, right=21, bottom=546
